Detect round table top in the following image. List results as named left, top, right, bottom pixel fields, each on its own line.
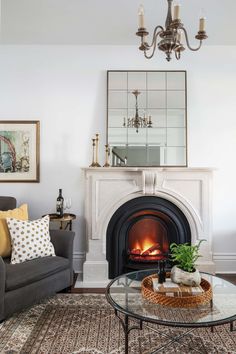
left=43, top=213, right=76, bottom=222
left=106, top=269, right=236, bottom=328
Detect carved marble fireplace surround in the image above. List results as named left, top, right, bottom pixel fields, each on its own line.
left=82, top=167, right=215, bottom=287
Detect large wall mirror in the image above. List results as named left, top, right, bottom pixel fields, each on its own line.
left=107, top=70, right=187, bottom=167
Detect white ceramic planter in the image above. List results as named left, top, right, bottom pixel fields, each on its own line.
left=171, top=265, right=201, bottom=286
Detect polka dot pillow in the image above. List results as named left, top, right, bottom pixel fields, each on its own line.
left=6, top=215, right=55, bottom=264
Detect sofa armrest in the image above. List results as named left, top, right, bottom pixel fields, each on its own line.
left=0, top=256, right=6, bottom=321
left=50, top=230, right=75, bottom=286
left=50, top=230, right=75, bottom=260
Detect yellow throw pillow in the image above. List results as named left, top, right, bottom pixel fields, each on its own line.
left=0, top=204, right=28, bottom=258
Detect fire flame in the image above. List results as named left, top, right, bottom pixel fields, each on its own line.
left=132, top=238, right=161, bottom=256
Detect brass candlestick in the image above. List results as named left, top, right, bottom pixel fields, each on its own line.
left=89, top=138, right=97, bottom=167
left=103, top=144, right=110, bottom=167
left=95, top=133, right=101, bottom=167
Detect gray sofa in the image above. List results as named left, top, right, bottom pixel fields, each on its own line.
left=0, top=196, right=75, bottom=321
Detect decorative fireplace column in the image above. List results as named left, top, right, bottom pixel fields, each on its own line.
left=82, top=167, right=215, bottom=287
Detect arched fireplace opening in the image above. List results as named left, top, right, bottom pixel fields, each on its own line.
left=106, top=196, right=191, bottom=278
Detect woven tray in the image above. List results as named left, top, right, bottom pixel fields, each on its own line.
left=141, top=273, right=212, bottom=308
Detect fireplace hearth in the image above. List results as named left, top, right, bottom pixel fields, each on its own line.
left=107, top=196, right=191, bottom=278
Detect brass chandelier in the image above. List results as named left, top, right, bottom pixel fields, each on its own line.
left=123, top=90, right=152, bottom=133
left=136, top=0, right=208, bottom=61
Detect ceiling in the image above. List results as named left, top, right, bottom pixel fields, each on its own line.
left=0, top=0, right=235, bottom=45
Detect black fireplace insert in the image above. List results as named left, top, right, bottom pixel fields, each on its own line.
left=106, top=196, right=191, bottom=278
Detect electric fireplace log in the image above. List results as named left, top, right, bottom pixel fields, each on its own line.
left=132, top=249, right=141, bottom=255
left=142, top=243, right=160, bottom=256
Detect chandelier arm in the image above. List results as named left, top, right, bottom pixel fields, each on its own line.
left=144, top=29, right=163, bottom=59
left=144, top=42, right=157, bottom=59
left=145, top=26, right=164, bottom=48
left=181, top=27, right=202, bottom=51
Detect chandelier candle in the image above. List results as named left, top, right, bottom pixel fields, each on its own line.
left=136, top=0, right=208, bottom=61
left=173, top=4, right=180, bottom=20
left=138, top=5, right=145, bottom=28
left=199, top=17, right=206, bottom=31
left=177, top=31, right=181, bottom=43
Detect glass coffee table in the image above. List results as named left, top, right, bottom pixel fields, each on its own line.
left=106, top=269, right=236, bottom=354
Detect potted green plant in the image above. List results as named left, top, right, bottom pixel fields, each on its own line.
left=169, top=240, right=205, bottom=286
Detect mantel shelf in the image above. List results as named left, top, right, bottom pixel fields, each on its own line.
left=82, top=166, right=215, bottom=172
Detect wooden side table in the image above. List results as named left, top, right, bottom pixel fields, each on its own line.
left=43, top=213, right=76, bottom=231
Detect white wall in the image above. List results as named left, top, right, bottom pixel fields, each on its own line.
left=0, top=45, right=235, bottom=273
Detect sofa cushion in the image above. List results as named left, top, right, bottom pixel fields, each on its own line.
left=5, top=256, right=70, bottom=291
left=0, top=204, right=28, bottom=258
left=7, top=215, right=55, bottom=264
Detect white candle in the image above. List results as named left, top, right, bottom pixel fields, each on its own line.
left=138, top=4, right=145, bottom=28
left=199, top=17, right=206, bottom=31
left=177, top=31, right=181, bottom=42
left=173, top=4, right=180, bottom=20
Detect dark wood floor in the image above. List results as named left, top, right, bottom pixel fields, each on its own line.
left=216, top=274, right=236, bottom=285
left=71, top=273, right=236, bottom=293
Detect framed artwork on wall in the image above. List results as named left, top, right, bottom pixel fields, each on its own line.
left=0, top=120, right=40, bottom=182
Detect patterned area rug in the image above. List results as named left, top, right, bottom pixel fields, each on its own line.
left=0, top=294, right=235, bottom=354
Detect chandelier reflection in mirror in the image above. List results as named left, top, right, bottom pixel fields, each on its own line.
left=136, top=0, right=208, bottom=61
left=123, top=90, right=153, bottom=133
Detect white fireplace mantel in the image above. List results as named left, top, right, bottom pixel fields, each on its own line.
left=81, top=167, right=215, bottom=287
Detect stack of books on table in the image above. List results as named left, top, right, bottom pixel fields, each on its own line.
left=152, top=278, right=204, bottom=297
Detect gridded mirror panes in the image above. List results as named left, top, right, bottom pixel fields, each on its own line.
left=107, top=71, right=187, bottom=167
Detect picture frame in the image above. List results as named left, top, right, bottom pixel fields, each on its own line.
left=0, top=120, right=40, bottom=182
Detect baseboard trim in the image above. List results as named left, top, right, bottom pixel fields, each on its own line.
left=213, top=252, right=236, bottom=258
left=213, top=253, right=236, bottom=273
left=72, top=252, right=236, bottom=274
left=73, top=252, right=86, bottom=273
left=73, top=252, right=86, bottom=258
